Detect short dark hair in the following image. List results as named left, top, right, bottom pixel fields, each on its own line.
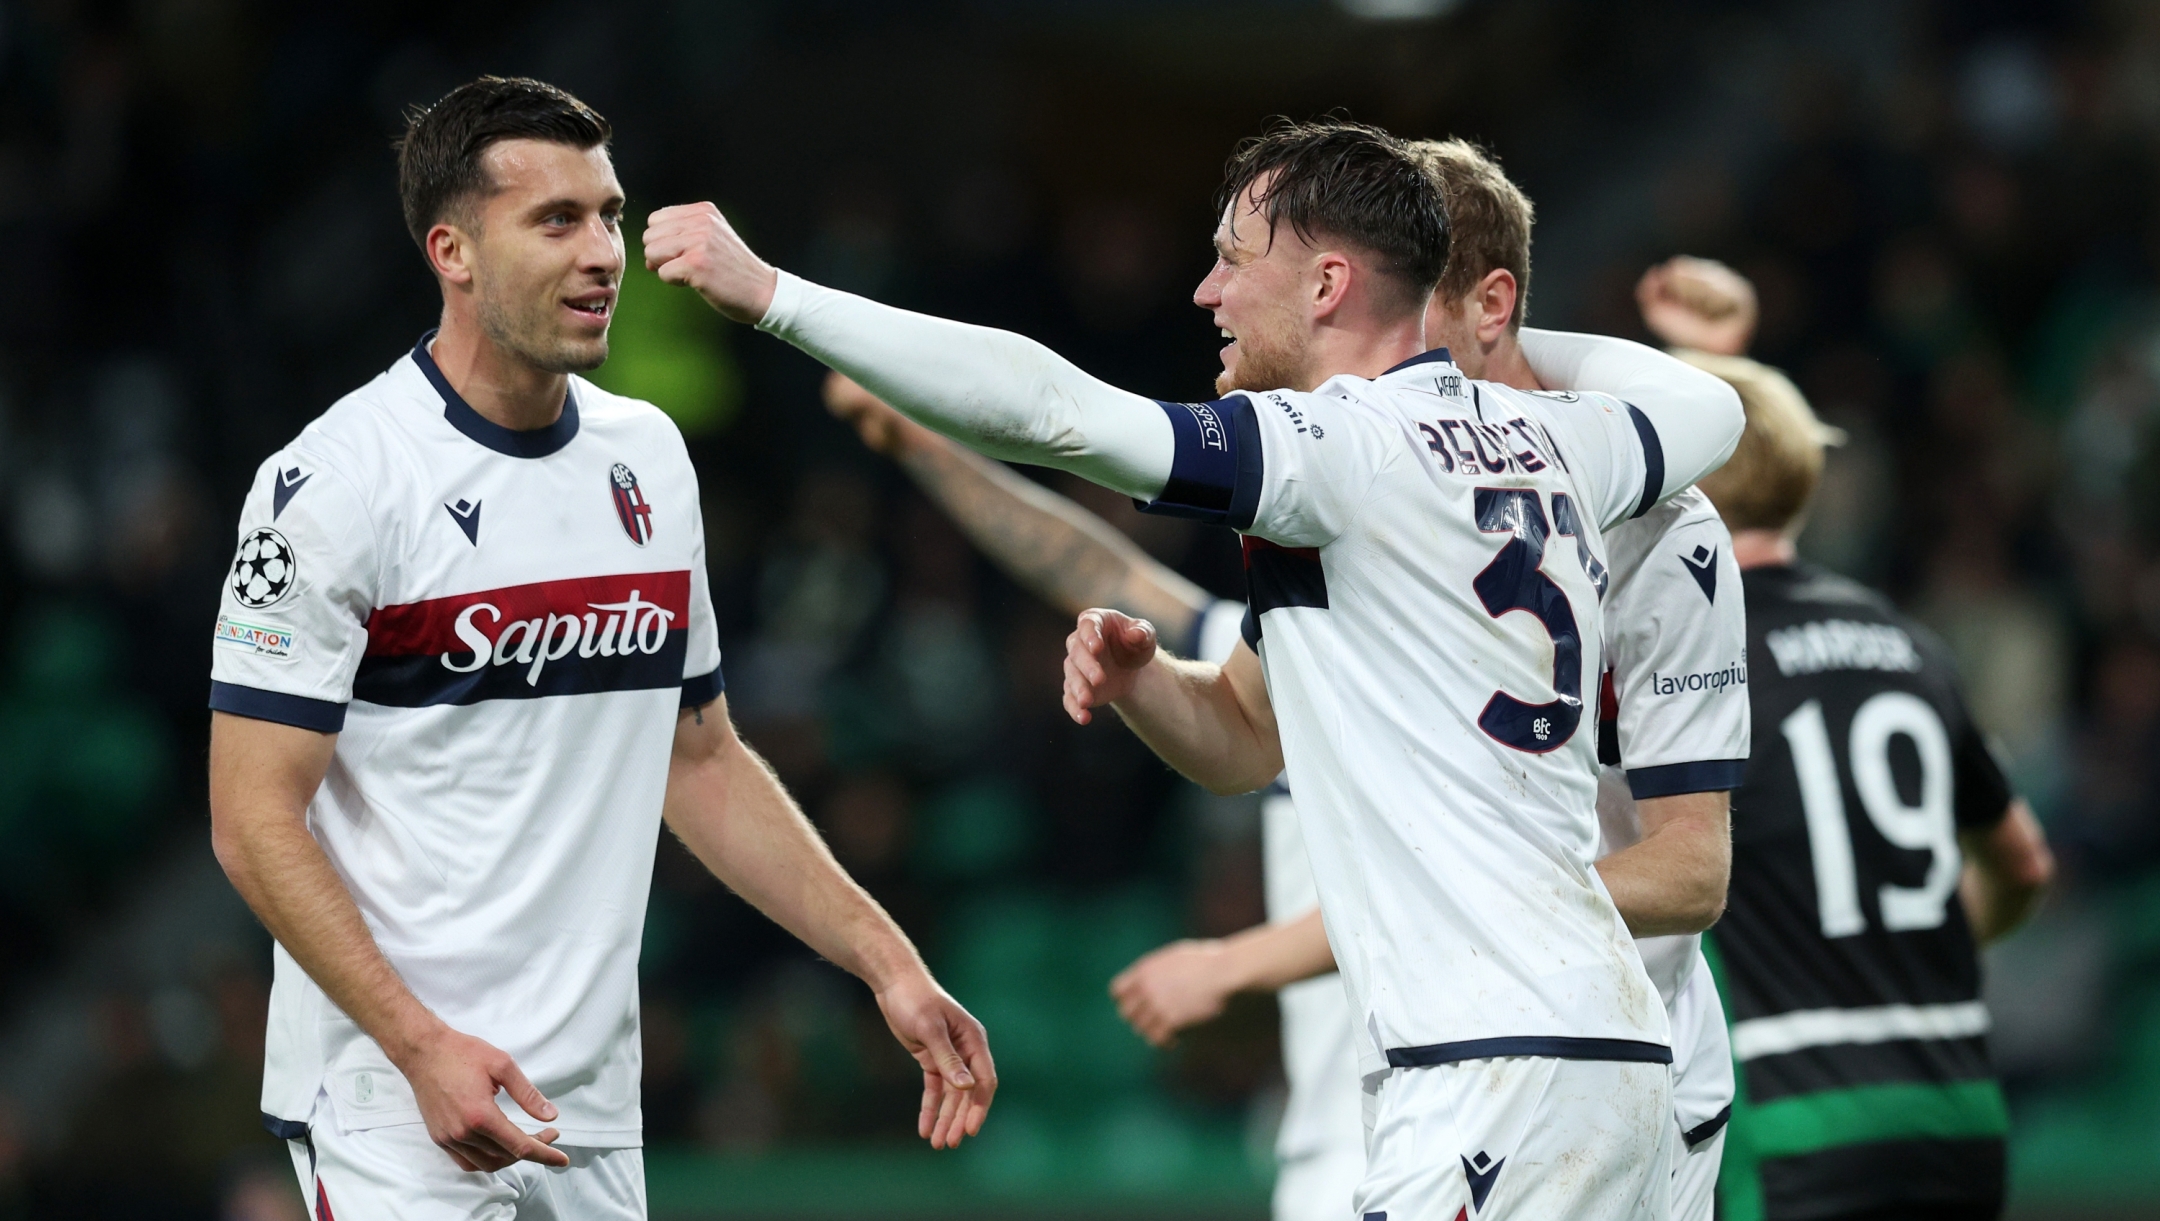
left=1217, top=118, right=1450, bottom=317
left=394, top=76, right=612, bottom=249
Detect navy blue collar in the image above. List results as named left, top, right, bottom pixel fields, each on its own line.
left=412, top=330, right=580, bottom=459
left=1381, top=346, right=1456, bottom=376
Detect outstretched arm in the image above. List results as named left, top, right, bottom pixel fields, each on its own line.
left=646, top=205, right=1174, bottom=499
left=1062, top=609, right=1281, bottom=794
left=824, top=373, right=1211, bottom=639
left=666, top=695, right=996, bottom=1148
left=1110, top=907, right=1335, bottom=1046
left=1517, top=327, right=1743, bottom=499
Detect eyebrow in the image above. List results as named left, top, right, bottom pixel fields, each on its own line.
left=528, top=194, right=625, bottom=218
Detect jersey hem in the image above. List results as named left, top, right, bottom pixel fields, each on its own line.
left=1626, top=757, right=1747, bottom=798
left=210, top=681, right=347, bottom=733
left=1385, top=1035, right=1673, bottom=1068
left=681, top=666, right=725, bottom=708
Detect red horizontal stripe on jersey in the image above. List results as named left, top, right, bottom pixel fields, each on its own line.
left=363, top=570, right=691, bottom=656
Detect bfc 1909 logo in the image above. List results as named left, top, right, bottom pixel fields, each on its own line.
left=611, top=463, right=654, bottom=546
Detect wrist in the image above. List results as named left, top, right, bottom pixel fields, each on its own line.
left=377, top=1005, right=451, bottom=1068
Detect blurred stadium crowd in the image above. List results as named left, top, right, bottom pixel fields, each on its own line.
left=3, top=0, right=2160, bottom=1217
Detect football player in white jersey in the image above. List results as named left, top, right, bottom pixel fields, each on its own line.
left=1107, top=139, right=1748, bottom=1221
left=208, top=78, right=994, bottom=1220
left=819, top=371, right=1349, bottom=1221
left=646, top=119, right=1743, bottom=1218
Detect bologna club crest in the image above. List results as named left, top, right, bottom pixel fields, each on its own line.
left=610, top=463, right=654, bottom=546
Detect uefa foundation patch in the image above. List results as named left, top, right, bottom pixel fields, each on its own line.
left=214, top=615, right=300, bottom=662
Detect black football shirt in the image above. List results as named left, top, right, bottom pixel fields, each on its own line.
left=1714, top=563, right=2013, bottom=1220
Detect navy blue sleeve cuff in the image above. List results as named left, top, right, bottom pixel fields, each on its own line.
left=1135, top=395, right=1263, bottom=529
left=1626, top=758, right=1747, bottom=799
left=209, top=681, right=347, bottom=733
left=681, top=666, right=726, bottom=709
left=1625, top=403, right=1665, bottom=519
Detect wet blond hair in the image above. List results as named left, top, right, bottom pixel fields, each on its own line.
left=1408, top=138, right=1535, bottom=330
left=1684, top=351, right=1843, bottom=534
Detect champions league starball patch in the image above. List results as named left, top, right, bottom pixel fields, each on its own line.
left=230, top=527, right=296, bottom=608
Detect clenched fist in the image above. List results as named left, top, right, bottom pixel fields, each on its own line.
left=643, top=202, right=780, bottom=324
left=1635, top=255, right=1757, bottom=357
left=1063, top=608, right=1159, bottom=726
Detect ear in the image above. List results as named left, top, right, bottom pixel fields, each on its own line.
left=1310, top=250, right=1355, bottom=321
left=426, top=221, right=477, bottom=289
left=1474, top=268, right=1519, bottom=344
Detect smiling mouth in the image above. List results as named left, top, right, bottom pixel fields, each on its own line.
left=566, top=296, right=613, bottom=321
left=1219, top=327, right=1237, bottom=364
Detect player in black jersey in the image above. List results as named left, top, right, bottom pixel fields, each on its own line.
left=1637, top=258, right=2057, bottom=1221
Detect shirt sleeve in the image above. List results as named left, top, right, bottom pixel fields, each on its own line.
left=678, top=466, right=726, bottom=709
left=1137, top=386, right=1398, bottom=550
left=1602, top=490, right=1751, bottom=798
left=208, top=449, right=379, bottom=733
left=1951, top=711, right=2014, bottom=831
left=1517, top=329, right=1744, bottom=524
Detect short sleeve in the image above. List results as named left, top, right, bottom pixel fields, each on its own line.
left=1137, top=388, right=1399, bottom=550
left=1602, top=491, right=1750, bottom=798
left=678, top=472, right=726, bottom=709
left=1951, top=718, right=2013, bottom=831
left=208, top=451, right=380, bottom=732
left=1515, top=390, right=1658, bottom=531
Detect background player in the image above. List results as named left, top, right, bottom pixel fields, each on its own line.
left=1109, top=139, right=1748, bottom=1221
left=645, top=118, right=1745, bottom=1217
left=208, top=77, right=993, bottom=1220
left=1636, top=257, right=2055, bottom=1221
left=821, top=369, right=1355, bottom=1221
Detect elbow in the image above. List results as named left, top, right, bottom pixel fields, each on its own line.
left=208, top=809, right=251, bottom=893
left=1684, top=887, right=1729, bottom=934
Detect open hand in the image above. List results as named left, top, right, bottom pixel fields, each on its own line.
left=1110, top=939, right=1236, bottom=1047
left=875, top=972, right=998, bottom=1150
left=396, top=1025, right=569, bottom=1173
left=1636, top=256, right=1757, bottom=356
left=1063, top=609, right=1158, bottom=725
left=644, top=202, right=780, bottom=324
left=823, top=371, right=929, bottom=458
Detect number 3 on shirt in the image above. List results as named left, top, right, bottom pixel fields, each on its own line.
left=1472, top=488, right=1588, bottom=753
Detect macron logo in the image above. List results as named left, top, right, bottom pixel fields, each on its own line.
left=1680, top=544, right=1718, bottom=602
left=445, top=498, right=482, bottom=546
left=272, top=467, right=311, bottom=519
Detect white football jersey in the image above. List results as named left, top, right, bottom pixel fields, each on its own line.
left=211, top=334, right=722, bottom=1146
left=1144, top=350, right=1707, bottom=1076
left=1594, top=487, right=1749, bottom=1141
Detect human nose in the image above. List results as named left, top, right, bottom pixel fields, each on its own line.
left=1193, top=259, right=1228, bottom=308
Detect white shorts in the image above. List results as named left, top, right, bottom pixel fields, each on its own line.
left=287, top=1103, right=644, bottom=1221
left=1671, top=1125, right=1724, bottom=1221
left=1357, top=1056, right=1673, bottom=1221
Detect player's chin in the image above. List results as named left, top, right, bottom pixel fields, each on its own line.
left=541, top=334, right=610, bottom=374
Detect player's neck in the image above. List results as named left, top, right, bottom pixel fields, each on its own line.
left=429, top=314, right=570, bottom=433
left=1302, top=313, right=1426, bottom=389
left=1731, top=529, right=1797, bottom=569
left=1474, top=334, right=1543, bottom=392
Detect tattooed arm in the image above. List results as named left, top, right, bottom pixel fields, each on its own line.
left=824, top=372, right=1213, bottom=643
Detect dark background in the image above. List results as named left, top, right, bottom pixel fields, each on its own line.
left=2, top=0, right=2158, bottom=1217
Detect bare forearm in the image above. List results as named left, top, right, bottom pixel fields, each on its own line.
left=1959, top=800, right=2053, bottom=943
left=896, top=436, right=1209, bottom=635
left=1111, top=655, right=1278, bottom=794
left=1218, top=907, right=1335, bottom=991
left=1595, top=791, right=1731, bottom=936
left=666, top=725, right=922, bottom=989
